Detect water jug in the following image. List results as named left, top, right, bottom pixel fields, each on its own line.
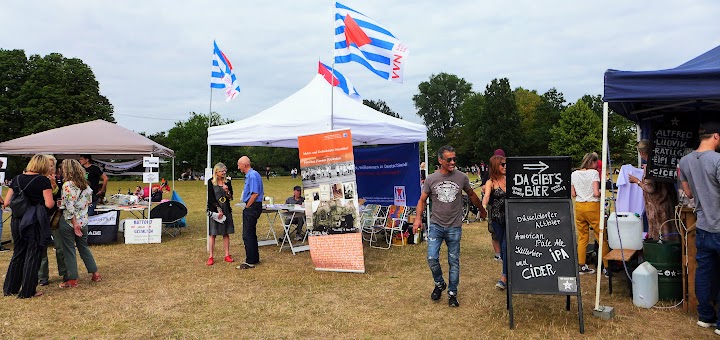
left=607, top=212, right=643, bottom=250
left=632, top=261, right=659, bottom=308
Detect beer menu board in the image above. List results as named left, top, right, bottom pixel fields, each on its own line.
left=646, top=116, right=697, bottom=183
left=506, top=157, right=571, bottom=199
left=505, top=199, right=579, bottom=295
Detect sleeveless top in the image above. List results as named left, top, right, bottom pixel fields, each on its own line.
left=491, top=186, right=506, bottom=225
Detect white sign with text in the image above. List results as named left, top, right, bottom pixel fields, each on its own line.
left=143, top=172, right=158, bottom=184
left=143, top=156, right=160, bottom=168
left=124, top=218, right=162, bottom=244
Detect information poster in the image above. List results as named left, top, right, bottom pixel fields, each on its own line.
left=298, top=129, right=364, bottom=273
left=124, top=218, right=162, bottom=244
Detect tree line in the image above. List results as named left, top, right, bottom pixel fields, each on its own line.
left=413, top=73, right=636, bottom=166
left=1, top=50, right=635, bottom=176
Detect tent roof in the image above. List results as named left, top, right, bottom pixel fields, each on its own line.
left=0, top=119, right=174, bottom=158
left=207, top=75, right=427, bottom=148
left=604, top=45, right=720, bottom=121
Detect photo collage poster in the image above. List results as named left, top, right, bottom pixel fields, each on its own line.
left=298, top=129, right=359, bottom=234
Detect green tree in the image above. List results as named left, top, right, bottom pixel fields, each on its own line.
left=579, top=94, right=637, bottom=165
left=475, top=78, right=522, bottom=158
left=514, top=87, right=542, bottom=155
left=413, top=73, right=472, bottom=152
left=453, top=92, right=484, bottom=164
left=165, top=112, right=233, bottom=173
left=527, top=88, right=566, bottom=156
left=1, top=51, right=114, bottom=139
left=549, top=100, right=602, bottom=164
left=363, top=99, right=401, bottom=119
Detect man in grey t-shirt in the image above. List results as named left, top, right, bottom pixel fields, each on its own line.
left=413, top=145, right=486, bottom=307
left=678, top=121, right=720, bottom=334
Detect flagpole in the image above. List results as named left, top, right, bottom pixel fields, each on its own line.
left=330, top=1, right=335, bottom=130
left=207, top=59, right=214, bottom=254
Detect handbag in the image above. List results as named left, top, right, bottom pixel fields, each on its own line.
left=50, top=210, right=62, bottom=230
left=9, top=176, right=39, bottom=218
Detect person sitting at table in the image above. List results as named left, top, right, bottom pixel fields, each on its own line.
left=206, top=162, right=235, bottom=265
left=285, top=185, right=305, bottom=241
left=133, top=186, right=143, bottom=200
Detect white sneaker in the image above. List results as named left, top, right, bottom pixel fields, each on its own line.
left=579, top=264, right=596, bottom=275
left=697, top=320, right=717, bottom=328
left=715, top=329, right=720, bottom=336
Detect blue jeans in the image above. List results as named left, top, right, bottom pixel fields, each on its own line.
left=696, top=228, right=720, bottom=325
left=491, top=221, right=507, bottom=277
left=427, top=223, right=462, bottom=294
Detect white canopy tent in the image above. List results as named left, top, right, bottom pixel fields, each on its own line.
left=207, top=75, right=427, bottom=148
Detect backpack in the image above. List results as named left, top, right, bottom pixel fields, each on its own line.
left=9, top=176, right=39, bottom=218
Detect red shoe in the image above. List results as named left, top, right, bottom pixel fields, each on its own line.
left=224, top=255, right=234, bottom=263
left=59, top=279, right=79, bottom=288
left=91, top=272, right=102, bottom=282
left=207, top=257, right=214, bottom=266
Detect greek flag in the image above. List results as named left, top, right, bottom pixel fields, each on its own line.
left=318, top=61, right=361, bottom=101
left=333, top=2, right=409, bottom=83
left=211, top=40, right=241, bottom=102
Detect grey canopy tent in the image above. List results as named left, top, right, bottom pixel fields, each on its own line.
left=0, top=119, right=174, bottom=158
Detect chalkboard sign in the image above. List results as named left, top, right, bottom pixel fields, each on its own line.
left=646, top=116, right=697, bottom=183
left=505, top=199, right=580, bottom=295
left=506, top=156, right=571, bottom=199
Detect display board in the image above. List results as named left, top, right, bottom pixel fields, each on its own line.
left=506, top=199, right=579, bottom=294
left=87, top=210, right=120, bottom=245
left=646, top=115, right=697, bottom=182
left=506, top=156, right=571, bottom=199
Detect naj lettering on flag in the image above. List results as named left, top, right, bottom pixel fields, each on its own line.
left=333, top=2, right=409, bottom=83
left=211, top=40, right=241, bottom=102
left=318, top=61, right=361, bottom=101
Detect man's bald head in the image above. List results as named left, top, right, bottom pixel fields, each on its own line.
left=237, top=156, right=252, bottom=174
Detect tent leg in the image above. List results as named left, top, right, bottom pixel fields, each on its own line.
left=424, top=141, right=430, bottom=231
left=206, top=144, right=211, bottom=253
left=595, top=102, right=610, bottom=311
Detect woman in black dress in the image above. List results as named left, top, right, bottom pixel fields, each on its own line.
left=206, top=163, right=234, bottom=265
left=3, top=154, right=55, bottom=298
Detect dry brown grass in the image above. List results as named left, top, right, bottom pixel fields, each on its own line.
left=0, top=177, right=709, bottom=339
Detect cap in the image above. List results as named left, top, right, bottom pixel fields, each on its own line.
left=700, top=121, right=720, bottom=135
left=493, top=149, right=506, bottom=157
left=293, top=185, right=302, bottom=191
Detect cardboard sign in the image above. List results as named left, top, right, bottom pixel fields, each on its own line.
left=506, top=156, right=571, bottom=199
left=309, top=233, right=365, bottom=273
left=143, top=172, right=159, bottom=184
left=143, top=156, right=160, bottom=168
left=124, top=218, right=162, bottom=244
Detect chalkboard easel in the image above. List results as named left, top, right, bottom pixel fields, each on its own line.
left=505, top=199, right=584, bottom=333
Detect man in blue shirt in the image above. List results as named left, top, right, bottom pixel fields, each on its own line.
left=237, top=156, right=264, bottom=269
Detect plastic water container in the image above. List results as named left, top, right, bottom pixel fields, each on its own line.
left=632, top=261, right=659, bottom=308
left=607, top=212, right=643, bottom=250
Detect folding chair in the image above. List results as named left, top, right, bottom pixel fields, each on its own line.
left=385, top=206, right=409, bottom=247
left=149, top=200, right=188, bottom=237
left=369, top=205, right=395, bottom=249
left=361, top=204, right=380, bottom=241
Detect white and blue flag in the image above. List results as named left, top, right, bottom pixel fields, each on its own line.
left=211, top=40, right=241, bottom=102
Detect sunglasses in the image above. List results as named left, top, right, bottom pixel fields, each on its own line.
left=444, top=157, right=458, bottom=163
left=500, top=162, right=507, bottom=167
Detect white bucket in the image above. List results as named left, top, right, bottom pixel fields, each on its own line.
left=632, top=261, right=658, bottom=308
left=607, top=212, right=643, bottom=250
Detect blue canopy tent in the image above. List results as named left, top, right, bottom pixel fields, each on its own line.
left=595, top=44, right=720, bottom=312
left=604, top=44, right=720, bottom=122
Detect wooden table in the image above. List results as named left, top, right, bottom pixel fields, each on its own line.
left=679, top=206, right=698, bottom=315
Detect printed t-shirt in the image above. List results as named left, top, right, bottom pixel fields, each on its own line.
left=422, top=169, right=470, bottom=227
left=615, top=164, right=645, bottom=215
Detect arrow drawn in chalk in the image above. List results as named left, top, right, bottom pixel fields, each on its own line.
left=523, top=161, right=549, bottom=173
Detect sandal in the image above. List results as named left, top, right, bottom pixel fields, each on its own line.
left=236, top=262, right=255, bottom=270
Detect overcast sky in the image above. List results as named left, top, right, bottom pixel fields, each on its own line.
left=2, top=0, right=720, bottom=134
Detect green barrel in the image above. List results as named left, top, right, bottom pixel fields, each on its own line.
left=643, top=241, right=683, bottom=301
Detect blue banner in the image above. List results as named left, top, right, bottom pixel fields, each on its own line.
left=354, top=143, right=421, bottom=207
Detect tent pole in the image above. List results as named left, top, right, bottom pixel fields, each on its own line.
left=637, top=123, right=642, bottom=167
left=207, top=90, right=213, bottom=253
left=424, top=140, right=430, bottom=231
left=172, top=157, right=175, bottom=192
left=330, top=61, right=335, bottom=130
left=595, top=102, right=610, bottom=311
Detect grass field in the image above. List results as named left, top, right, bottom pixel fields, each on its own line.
left=0, top=176, right=709, bottom=339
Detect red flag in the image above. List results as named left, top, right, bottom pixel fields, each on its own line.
left=343, top=14, right=372, bottom=48
left=318, top=62, right=339, bottom=86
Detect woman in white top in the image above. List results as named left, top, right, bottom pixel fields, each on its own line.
left=570, top=152, right=609, bottom=275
